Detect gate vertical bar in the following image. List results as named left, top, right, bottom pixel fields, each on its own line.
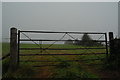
left=105, top=33, right=108, bottom=56
left=18, top=30, right=20, bottom=65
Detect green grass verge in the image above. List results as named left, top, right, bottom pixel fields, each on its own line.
left=52, top=61, right=98, bottom=78
left=2, top=58, right=36, bottom=78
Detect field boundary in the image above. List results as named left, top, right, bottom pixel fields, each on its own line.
left=8, top=27, right=109, bottom=69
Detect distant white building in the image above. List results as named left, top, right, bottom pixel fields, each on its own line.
left=119, top=1, right=120, bottom=38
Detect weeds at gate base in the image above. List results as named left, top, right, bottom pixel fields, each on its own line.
left=2, top=59, right=36, bottom=78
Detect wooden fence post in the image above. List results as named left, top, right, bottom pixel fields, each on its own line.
left=109, top=32, right=114, bottom=56
left=9, top=27, right=18, bottom=71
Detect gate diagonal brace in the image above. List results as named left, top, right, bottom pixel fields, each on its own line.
left=44, top=33, right=67, bottom=50
left=21, top=32, right=40, bottom=47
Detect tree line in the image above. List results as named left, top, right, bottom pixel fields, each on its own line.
left=64, top=33, right=103, bottom=46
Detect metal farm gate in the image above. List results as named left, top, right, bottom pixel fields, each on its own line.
left=18, top=30, right=108, bottom=67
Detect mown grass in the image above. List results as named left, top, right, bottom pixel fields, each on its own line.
left=2, top=43, right=107, bottom=78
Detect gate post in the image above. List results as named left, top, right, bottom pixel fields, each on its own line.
left=109, top=32, right=114, bottom=56
left=9, top=27, right=18, bottom=71
left=105, top=33, right=108, bottom=56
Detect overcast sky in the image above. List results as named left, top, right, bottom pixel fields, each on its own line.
left=1, top=0, right=120, bottom=2
left=2, top=2, right=118, bottom=42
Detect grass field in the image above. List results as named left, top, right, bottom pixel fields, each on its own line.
left=2, top=43, right=10, bottom=56
left=2, top=43, right=108, bottom=78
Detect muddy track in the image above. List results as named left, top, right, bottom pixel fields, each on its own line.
left=33, top=53, right=119, bottom=78
left=35, top=67, right=53, bottom=78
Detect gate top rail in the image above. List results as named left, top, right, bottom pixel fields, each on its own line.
left=19, top=30, right=106, bottom=34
